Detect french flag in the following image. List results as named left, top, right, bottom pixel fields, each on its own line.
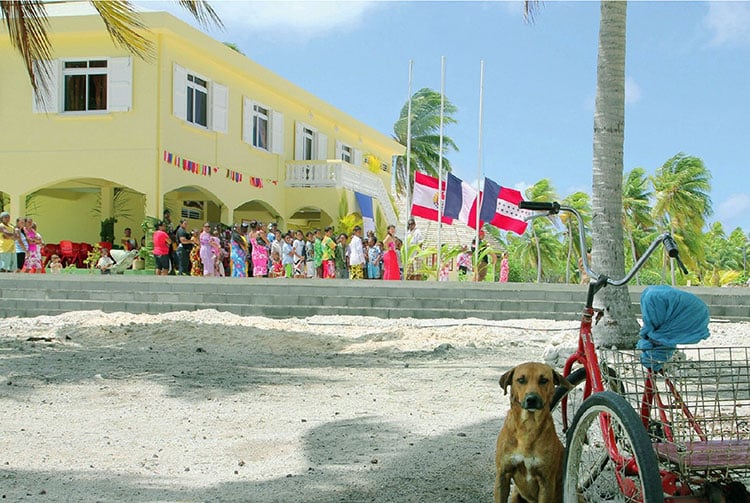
left=443, top=173, right=480, bottom=229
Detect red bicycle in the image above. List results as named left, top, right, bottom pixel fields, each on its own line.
left=521, top=201, right=750, bottom=502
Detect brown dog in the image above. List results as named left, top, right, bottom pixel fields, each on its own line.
left=494, top=362, right=572, bottom=503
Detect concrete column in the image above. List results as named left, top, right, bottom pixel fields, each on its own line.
left=100, top=186, right=114, bottom=219
left=10, top=193, right=26, bottom=220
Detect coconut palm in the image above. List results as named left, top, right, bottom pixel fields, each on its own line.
left=560, top=191, right=591, bottom=283
left=393, top=87, right=459, bottom=194
left=524, top=179, right=558, bottom=282
left=1, top=0, right=221, bottom=94
left=622, top=167, right=654, bottom=284
left=525, top=0, right=637, bottom=346
left=651, top=153, right=712, bottom=284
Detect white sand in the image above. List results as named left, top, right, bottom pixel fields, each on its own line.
left=0, top=311, right=747, bottom=502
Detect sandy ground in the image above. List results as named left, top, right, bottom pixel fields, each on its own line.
left=0, top=311, right=747, bottom=502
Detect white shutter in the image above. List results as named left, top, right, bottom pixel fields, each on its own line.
left=316, top=132, right=328, bottom=160
left=32, top=59, right=59, bottom=113
left=294, top=122, right=304, bottom=160
left=334, top=140, right=343, bottom=160
left=271, top=110, right=284, bottom=154
left=107, top=57, right=132, bottom=112
left=242, top=97, right=253, bottom=145
left=353, top=149, right=363, bottom=167
left=211, top=82, right=228, bottom=133
left=172, top=63, right=187, bottom=120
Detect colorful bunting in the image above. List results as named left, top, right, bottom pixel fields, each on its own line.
left=161, top=150, right=277, bottom=189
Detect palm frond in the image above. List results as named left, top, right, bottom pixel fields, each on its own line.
left=177, top=0, right=223, bottom=29
left=91, top=0, right=151, bottom=59
left=1, top=0, right=52, bottom=93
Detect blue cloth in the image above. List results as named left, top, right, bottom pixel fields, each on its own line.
left=636, top=286, right=710, bottom=370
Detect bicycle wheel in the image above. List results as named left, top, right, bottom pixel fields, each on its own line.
left=563, top=391, right=663, bottom=503
left=552, top=366, right=624, bottom=433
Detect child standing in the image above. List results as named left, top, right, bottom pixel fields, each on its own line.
left=281, top=232, right=294, bottom=278
left=48, top=254, right=63, bottom=274
left=269, top=251, right=283, bottom=278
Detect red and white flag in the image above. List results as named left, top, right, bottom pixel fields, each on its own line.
left=411, top=172, right=453, bottom=224
left=479, top=178, right=531, bottom=235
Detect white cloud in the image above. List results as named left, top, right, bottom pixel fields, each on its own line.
left=625, top=75, right=641, bottom=105
left=704, top=2, right=750, bottom=47
left=715, top=193, right=750, bottom=228
left=212, top=1, right=379, bottom=37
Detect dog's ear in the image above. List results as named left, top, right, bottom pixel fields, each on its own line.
left=553, top=369, right=574, bottom=391
left=499, top=368, right=515, bottom=395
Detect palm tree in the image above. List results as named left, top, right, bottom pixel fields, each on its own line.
left=524, top=179, right=558, bottom=282
left=1, top=0, right=222, bottom=94
left=651, top=153, right=712, bottom=284
left=622, top=167, right=654, bottom=284
left=560, top=191, right=591, bottom=283
left=525, top=0, right=637, bottom=346
left=393, top=88, right=459, bottom=194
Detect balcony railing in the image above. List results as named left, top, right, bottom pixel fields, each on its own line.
left=285, top=160, right=397, bottom=225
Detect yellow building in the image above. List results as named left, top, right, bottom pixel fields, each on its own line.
left=0, top=3, right=402, bottom=245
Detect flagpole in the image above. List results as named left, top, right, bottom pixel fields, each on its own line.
left=475, top=60, right=485, bottom=273
left=404, top=60, right=413, bottom=281
left=436, top=56, right=445, bottom=280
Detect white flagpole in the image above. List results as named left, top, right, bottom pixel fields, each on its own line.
left=404, top=60, right=413, bottom=281
left=436, top=56, right=446, bottom=280
left=475, top=60, right=485, bottom=273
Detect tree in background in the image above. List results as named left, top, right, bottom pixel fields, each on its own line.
left=622, top=167, right=654, bottom=285
left=651, top=153, right=712, bottom=285
left=2, top=0, right=221, bottom=94
left=524, top=179, right=559, bottom=283
left=392, top=88, right=458, bottom=195
left=560, top=191, right=591, bottom=284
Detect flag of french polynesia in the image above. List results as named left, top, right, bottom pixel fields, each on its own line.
left=411, top=172, right=453, bottom=224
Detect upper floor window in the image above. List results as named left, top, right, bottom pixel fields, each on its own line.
left=186, top=74, right=208, bottom=127
left=63, top=60, right=107, bottom=112
left=242, top=97, right=284, bottom=154
left=173, top=63, right=227, bottom=133
left=335, top=140, right=362, bottom=166
left=294, top=122, right=327, bottom=160
left=32, top=57, right=132, bottom=114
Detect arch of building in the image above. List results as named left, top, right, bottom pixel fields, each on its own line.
left=285, top=205, right=335, bottom=234
left=163, top=185, right=229, bottom=232
left=233, top=200, right=283, bottom=229
left=13, top=177, right=146, bottom=244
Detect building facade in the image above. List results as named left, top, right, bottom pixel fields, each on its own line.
left=0, top=4, right=402, bottom=244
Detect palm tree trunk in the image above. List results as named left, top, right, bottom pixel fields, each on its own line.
left=590, top=0, right=639, bottom=347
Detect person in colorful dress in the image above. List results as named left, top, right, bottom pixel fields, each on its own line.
left=230, top=224, right=248, bottom=277
left=281, top=232, right=294, bottom=278
left=366, top=236, right=381, bottom=280
left=321, top=226, right=337, bottom=279
left=499, top=252, right=510, bottom=283
left=305, top=231, right=315, bottom=278
left=292, top=230, right=306, bottom=279
left=457, top=246, right=472, bottom=282
left=0, top=212, right=17, bottom=273
left=22, top=218, right=43, bottom=273
left=189, top=230, right=202, bottom=276
left=313, top=228, right=324, bottom=278
left=382, top=237, right=400, bottom=281
left=251, top=225, right=269, bottom=277
left=199, top=223, right=215, bottom=276
left=348, top=226, right=365, bottom=280
left=334, top=233, right=349, bottom=279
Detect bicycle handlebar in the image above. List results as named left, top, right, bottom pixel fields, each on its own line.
left=518, top=202, right=689, bottom=286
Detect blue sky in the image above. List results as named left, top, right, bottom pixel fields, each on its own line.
left=143, top=1, right=750, bottom=233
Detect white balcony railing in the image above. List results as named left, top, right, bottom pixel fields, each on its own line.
left=285, top=160, right=397, bottom=225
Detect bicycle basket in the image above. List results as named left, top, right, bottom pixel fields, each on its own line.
left=600, top=347, right=750, bottom=481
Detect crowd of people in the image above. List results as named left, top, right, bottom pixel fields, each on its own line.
left=148, top=212, right=511, bottom=282
left=0, top=208, right=511, bottom=282
left=148, top=213, right=407, bottom=280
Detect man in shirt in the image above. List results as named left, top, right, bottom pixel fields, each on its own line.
left=348, top=226, right=365, bottom=280
left=175, top=219, right=193, bottom=276
left=406, top=217, right=424, bottom=280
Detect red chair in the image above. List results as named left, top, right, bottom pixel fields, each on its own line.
left=98, top=241, right=113, bottom=253
left=59, top=240, right=79, bottom=268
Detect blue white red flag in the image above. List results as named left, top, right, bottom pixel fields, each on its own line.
left=444, top=173, right=480, bottom=228
left=479, top=178, right=531, bottom=235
